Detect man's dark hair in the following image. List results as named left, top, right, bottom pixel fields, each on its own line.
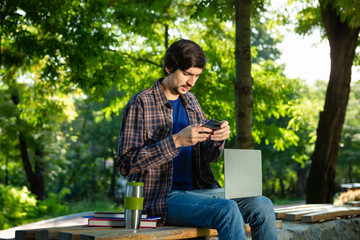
left=163, top=39, right=207, bottom=76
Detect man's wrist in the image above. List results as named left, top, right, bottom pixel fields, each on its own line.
left=173, top=134, right=181, bottom=148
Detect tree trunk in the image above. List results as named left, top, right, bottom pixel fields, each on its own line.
left=279, top=176, right=285, bottom=199
left=34, top=148, right=46, bottom=200
left=17, top=129, right=45, bottom=200
left=11, top=86, right=46, bottom=200
left=108, top=149, right=117, bottom=200
left=296, top=167, right=306, bottom=198
left=234, top=0, right=254, bottom=149
left=306, top=1, right=360, bottom=203
left=165, top=24, right=169, bottom=49
left=348, top=162, right=353, bottom=183
left=5, top=158, right=9, bottom=185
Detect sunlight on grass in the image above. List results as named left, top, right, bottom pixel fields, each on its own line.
left=67, top=198, right=124, bottom=215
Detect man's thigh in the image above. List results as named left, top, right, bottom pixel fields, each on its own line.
left=233, top=196, right=275, bottom=225
left=165, top=190, right=243, bottom=228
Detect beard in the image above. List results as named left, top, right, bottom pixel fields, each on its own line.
left=173, top=84, right=192, bottom=95
left=172, top=87, right=181, bottom=95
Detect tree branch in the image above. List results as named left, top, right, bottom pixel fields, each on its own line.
left=120, top=52, right=161, bottom=67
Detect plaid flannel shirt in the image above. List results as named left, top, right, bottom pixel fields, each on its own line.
left=117, top=78, right=225, bottom=225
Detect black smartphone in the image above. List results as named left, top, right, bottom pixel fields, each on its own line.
left=202, top=119, right=221, bottom=130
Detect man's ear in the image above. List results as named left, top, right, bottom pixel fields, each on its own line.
left=165, top=67, right=171, bottom=75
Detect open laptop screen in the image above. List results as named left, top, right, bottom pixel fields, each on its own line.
left=224, top=149, right=262, bottom=199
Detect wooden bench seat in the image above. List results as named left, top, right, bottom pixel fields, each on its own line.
left=15, top=225, right=219, bottom=240
left=15, top=219, right=281, bottom=240
left=274, top=204, right=360, bottom=222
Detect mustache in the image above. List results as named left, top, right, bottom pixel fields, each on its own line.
left=181, top=83, right=193, bottom=88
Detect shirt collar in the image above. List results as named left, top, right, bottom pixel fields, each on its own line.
left=154, top=78, right=195, bottom=112
left=153, top=78, right=169, bottom=107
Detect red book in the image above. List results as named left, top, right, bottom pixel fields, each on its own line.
left=88, top=217, right=159, bottom=228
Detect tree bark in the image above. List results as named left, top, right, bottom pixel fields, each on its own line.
left=348, top=162, right=353, bottom=183
left=108, top=149, right=117, bottom=200
left=306, top=1, right=360, bottom=203
left=5, top=158, right=9, bottom=185
left=297, top=167, right=307, bottom=198
left=165, top=24, right=169, bottom=49
left=11, top=86, right=46, bottom=200
left=17, top=125, right=46, bottom=200
left=279, top=176, right=285, bottom=199
left=234, top=0, right=254, bottom=149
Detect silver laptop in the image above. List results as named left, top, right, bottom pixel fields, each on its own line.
left=186, top=149, right=263, bottom=199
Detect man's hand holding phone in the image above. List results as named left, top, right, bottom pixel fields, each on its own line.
left=173, top=124, right=212, bottom=148
left=202, top=119, right=222, bottom=130
left=173, top=120, right=230, bottom=148
left=202, top=119, right=230, bottom=142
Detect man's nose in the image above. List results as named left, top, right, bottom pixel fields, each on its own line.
left=187, top=76, right=197, bottom=87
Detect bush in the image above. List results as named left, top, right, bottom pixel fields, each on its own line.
left=0, top=184, right=38, bottom=229
left=0, top=184, right=119, bottom=230
left=37, top=188, right=70, bottom=217
left=0, top=184, right=73, bottom=230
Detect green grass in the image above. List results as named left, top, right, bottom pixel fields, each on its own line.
left=32, top=198, right=123, bottom=224
left=272, top=198, right=305, bottom=206
left=66, top=199, right=123, bottom=215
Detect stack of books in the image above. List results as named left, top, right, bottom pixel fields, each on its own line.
left=86, top=211, right=160, bottom=228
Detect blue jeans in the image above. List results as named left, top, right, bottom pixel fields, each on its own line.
left=165, top=190, right=278, bottom=240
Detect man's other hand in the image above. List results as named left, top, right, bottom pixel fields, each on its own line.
left=210, top=120, right=230, bottom=142
left=173, top=125, right=212, bottom=148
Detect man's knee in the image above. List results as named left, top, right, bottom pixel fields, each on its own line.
left=211, top=199, right=244, bottom=229
left=217, top=199, right=242, bottom=220
left=255, top=196, right=275, bottom=218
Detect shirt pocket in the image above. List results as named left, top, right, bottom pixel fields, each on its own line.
left=146, top=128, right=171, bottom=144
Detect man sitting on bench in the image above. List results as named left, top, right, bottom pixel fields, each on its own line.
left=117, top=39, right=277, bottom=240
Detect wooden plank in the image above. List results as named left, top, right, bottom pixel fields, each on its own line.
left=275, top=204, right=333, bottom=219
left=35, top=226, right=88, bottom=240
left=57, top=227, right=155, bottom=240
left=243, top=220, right=282, bottom=232
left=15, top=229, right=36, bottom=240
left=244, top=224, right=251, bottom=232
left=274, top=204, right=329, bottom=211
left=301, top=206, right=360, bottom=223
left=77, top=227, right=218, bottom=240
left=16, top=226, right=76, bottom=240
left=15, top=220, right=283, bottom=240
left=284, top=205, right=335, bottom=221
left=16, top=226, right=217, bottom=240
left=347, top=201, right=360, bottom=207
left=57, top=227, right=135, bottom=240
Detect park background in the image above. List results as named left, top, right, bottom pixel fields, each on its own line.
left=1, top=0, right=359, bottom=230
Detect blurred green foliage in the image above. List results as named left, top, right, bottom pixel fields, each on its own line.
left=0, top=185, right=37, bottom=229
left=0, top=184, right=119, bottom=229
left=0, top=185, right=72, bottom=229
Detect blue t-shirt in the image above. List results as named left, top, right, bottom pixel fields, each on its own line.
left=168, top=98, right=194, bottom=190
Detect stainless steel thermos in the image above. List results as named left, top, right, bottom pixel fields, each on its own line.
left=124, top=181, right=144, bottom=229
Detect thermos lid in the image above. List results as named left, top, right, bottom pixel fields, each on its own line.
left=127, top=181, right=144, bottom=187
